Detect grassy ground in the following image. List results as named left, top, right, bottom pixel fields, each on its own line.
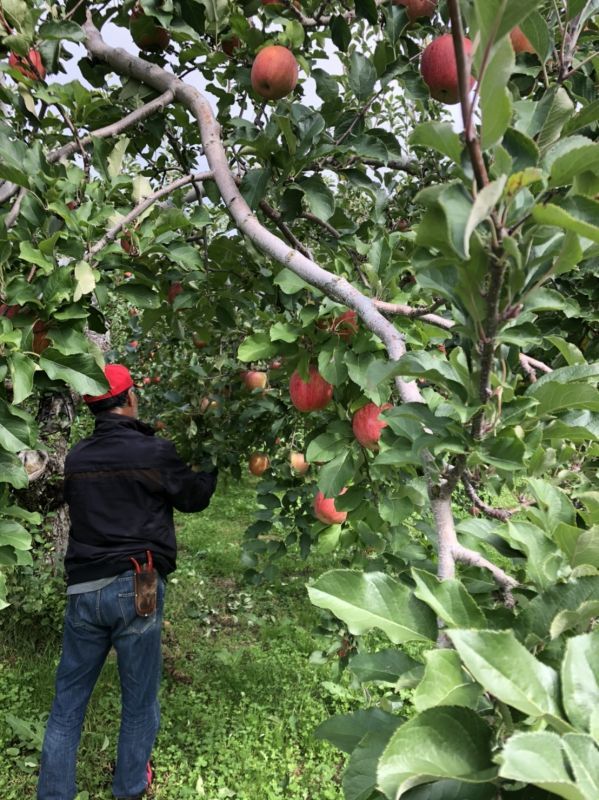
left=0, top=480, right=350, bottom=799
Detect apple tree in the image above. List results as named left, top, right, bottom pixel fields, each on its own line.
left=1, top=0, right=599, bottom=796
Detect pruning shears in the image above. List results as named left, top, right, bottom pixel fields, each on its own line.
left=130, top=550, right=154, bottom=573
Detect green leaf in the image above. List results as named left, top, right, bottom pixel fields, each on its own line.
left=0, top=451, right=29, bottom=489
left=315, top=707, right=400, bottom=754
left=534, top=88, right=576, bottom=152
left=448, top=630, right=565, bottom=726
left=561, top=631, right=599, bottom=732
left=413, top=650, right=482, bottom=712
left=39, top=20, right=86, bottom=41
left=73, top=260, right=96, bottom=302
left=38, top=351, right=107, bottom=395
left=107, top=137, right=129, bottom=180
left=299, top=176, right=335, bottom=221
left=350, top=649, right=424, bottom=687
left=409, top=122, right=462, bottom=164
left=520, top=11, right=551, bottom=59
left=501, top=521, right=561, bottom=589
left=348, top=52, right=377, bottom=101
left=0, top=131, right=30, bottom=187
left=563, top=733, right=599, bottom=798
left=437, top=183, right=474, bottom=260
left=317, top=449, right=358, bottom=499
left=240, top=168, right=271, bottom=210
left=463, top=177, right=507, bottom=255
left=115, top=283, right=160, bottom=309
left=551, top=601, right=599, bottom=639
left=19, top=242, right=54, bottom=274
left=474, top=0, right=542, bottom=43
left=499, top=731, right=593, bottom=800
left=480, top=39, right=514, bottom=149
left=330, top=15, right=351, bottom=52
left=565, top=99, right=599, bottom=135
left=237, top=333, right=277, bottom=362
left=8, top=353, right=36, bottom=404
left=269, top=322, right=300, bottom=343
left=378, top=707, right=496, bottom=799
left=544, top=136, right=599, bottom=188
left=273, top=268, right=311, bottom=295
left=306, top=425, right=353, bottom=463
left=343, top=730, right=396, bottom=800
left=345, top=354, right=405, bottom=406
left=527, top=383, right=599, bottom=416
left=307, top=570, right=437, bottom=644
left=411, top=569, right=487, bottom=629
left=395, top=352, right=467, bottom=401
left=0, top=401, right=35, bottom=453
left=0, top=520, right=31, bottom=551
left=532, top=196, right=599, bottom=243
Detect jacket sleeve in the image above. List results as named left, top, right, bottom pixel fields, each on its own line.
left=157, top=440, right=218, bottom=512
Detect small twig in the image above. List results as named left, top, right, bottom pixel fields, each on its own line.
left=447, top=0, right=489, bottom=189
left=90, top=171, right=214, bottom=257
left=462, top=474, right=516, bottom=521
left=453, top=544, right=517, bottom=607
left=374, top=301, right=454, bottom=331
left=259, top=200, right=314, bottom=260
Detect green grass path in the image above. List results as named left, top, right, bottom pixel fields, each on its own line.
left=0, top=481, right=347, bottom=799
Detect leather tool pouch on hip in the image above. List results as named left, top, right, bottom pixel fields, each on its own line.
left=131, top=551, right=158, bottom=617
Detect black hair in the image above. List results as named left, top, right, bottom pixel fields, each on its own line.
left=87, top=388, right=131, bottom=416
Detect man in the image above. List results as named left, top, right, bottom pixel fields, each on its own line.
left=37, top=364, right=218, bottom=800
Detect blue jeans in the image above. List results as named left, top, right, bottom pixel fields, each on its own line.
left=37, top=571, right=165, bottom=800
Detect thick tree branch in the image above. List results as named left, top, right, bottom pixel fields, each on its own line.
left=83, top=16, right=419, bottom=389
left=83, top=17, right=519, bottom=598
left=432, top=493, right=517, bottom=600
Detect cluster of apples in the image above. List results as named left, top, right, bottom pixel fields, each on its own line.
left=243, top=310, right=393, bottom=525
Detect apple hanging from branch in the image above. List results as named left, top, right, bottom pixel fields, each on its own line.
left=289, top=365, right=333, bottom=412
left=313, top=489, right=348, bottom=525
left=420, top=33, right=474, bottom=105
left=251, top=45, right=299, bottom=100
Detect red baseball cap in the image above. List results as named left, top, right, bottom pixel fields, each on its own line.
left=83, top=364, right=134, bottom=404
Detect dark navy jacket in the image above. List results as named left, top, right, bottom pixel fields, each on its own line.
left=63, top=413, right=217, bottom=585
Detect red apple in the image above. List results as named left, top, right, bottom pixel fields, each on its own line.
left=352, top=402, right=393, bottom=450
left=193, top=335, right=207, bottom=349
left=392, top=0, right=436, bottom=22
left=289, top=365, right=333, bottom=412
left=420, top=34, right=474, bottom=105
left=222, top=36, right=241, bottom=56
left=290, top=452, right=310, bottom=475
left=269, top=358, right=283, bottom=370
left=142, top=376, right=152, bottom=385
left=130, top=6, right=170, bottom=51
left=129, top=340, right=139, bottom=348
left=313, top=488, right=348, bottom=525
left=242, top=370, right=268, bottom=391
left=331, top=310, right=359, bottom=341
left=32, top=321, right=50, bottom=354
left=152, top=376, right=161, bottom=384
left=249, top=452, right=270, bottom=476
left=0, top=304, right=21, bottom=319
left=8, top=49, right=45, bottom=81
left=167, top=282, right=183, bottom=304
left=510, top=26, right=535, bottom=54
left=251, top=45, right=299, bottom=100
